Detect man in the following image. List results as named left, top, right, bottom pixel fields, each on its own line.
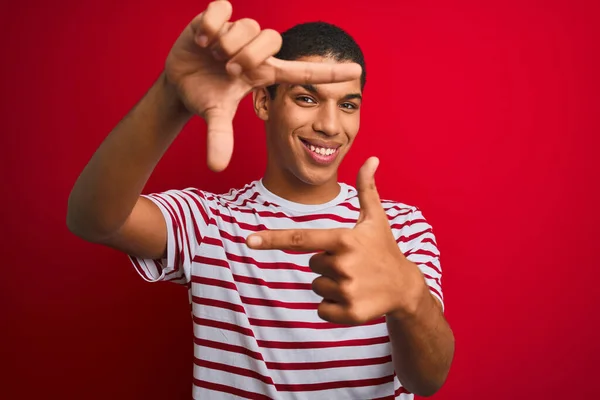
left=67, top=1, right=455, bottom=398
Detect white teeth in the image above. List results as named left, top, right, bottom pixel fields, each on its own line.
left=306, top=142, right=337, bottom=156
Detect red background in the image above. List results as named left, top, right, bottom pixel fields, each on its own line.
left=2, top=0, right=599, bottom=398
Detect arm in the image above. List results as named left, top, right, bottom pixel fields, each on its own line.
left=67, top=0, right=362, bottom=260
left=386, top=270, right=455, bottom=397
left=67, top=73, right=191, bottom=259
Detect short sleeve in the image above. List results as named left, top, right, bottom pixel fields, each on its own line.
left=128, top=188, right=214, bottom=285
left=395, top=207, right=445, bottom=312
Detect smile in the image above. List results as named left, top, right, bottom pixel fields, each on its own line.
left=299, top=138, right=341, bottom=165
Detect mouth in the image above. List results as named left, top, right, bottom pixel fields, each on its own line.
left=299, top=138, right=341, bottom=165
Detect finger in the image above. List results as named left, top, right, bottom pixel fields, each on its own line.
left=203, top=107, right=235, bottom=172
left=265, top=58, right=362, bottom=85
left=308, top=253, right=339, bottom=279
left=246, top=228, right=351, bottom=253
left=355, top=156, right=386, bottom=224
left=312, top=276, right=344, bottom=303
left=226, top=29, right=282, bottom=76
left=317, top=301, right=354, bottom=324
left=212, top=18, right=261, bottom=62
left=190, top=0, right=233, bottom=48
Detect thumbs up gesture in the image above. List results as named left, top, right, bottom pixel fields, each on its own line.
left=246, top=157, right=428, bottom=325
left=164, top=0, right=362, bottom=172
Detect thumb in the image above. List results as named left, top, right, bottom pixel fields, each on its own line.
left=356, top=156, right=384, bottom=223
left=204, top=107, right=236, bottom=172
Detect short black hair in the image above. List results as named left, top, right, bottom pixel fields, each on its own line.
left=266, top=21, right=366, bottom=99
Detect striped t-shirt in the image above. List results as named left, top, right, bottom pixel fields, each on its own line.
left=129, top=179, right=444, bottom=399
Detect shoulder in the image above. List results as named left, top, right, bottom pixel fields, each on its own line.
left=343, top=183, right=421, bottom=222
left=147, top=181, right=261, bottom=208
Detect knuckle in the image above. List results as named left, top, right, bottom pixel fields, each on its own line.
left=338, top=280, right=354, bottom=300
left=346, top=305, right=367, bottom=324
left=303, top=63, right=314, bottom=84
left=261, top=29, right=283, bottom=53
left=337, top=229, right=355, bottom=248
left=239, top=18, right=261, bottom=34
left=290, top=231, right=305, bottom=248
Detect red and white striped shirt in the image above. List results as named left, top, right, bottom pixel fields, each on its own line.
left=129, top=179, right=444, bottom=399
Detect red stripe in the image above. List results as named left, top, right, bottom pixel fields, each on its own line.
left=183, top=189, right=214, bottom=227
left=192, top=277, right=316, bottom=309
left=397, top=228, right=433, bottom=244
left=155, top=194, right=183, bottom=273
left=405, top=248, right=438, bottom=258
left=193, top=276, right=238, bottom=291
left=193, top=378, right=272, bottom=400
left=275, top=374, right=394, bottom=392
left=387, top=209, right=412, bottom=220
left=194, top=255, right=230, bottom=269
left=248, top=316, right=386, bottom=330
left=233, top=274, right=313, bottom=290
left=266, top=355, right=392, bottom=370
left=422, top=237, right=438, bottom=246
left=194, top=357, right=275, bottom=385
left=129, top=257, right=152, bottom=281
left=371, top=385, right=411, bottom=400
left=258, top=335, right=390, bottom=349
left=214, top=204, right=358, bottom=224
left=192, top=316, right=390, bottom=349
left=194, top=337, right=263, bottom=361
left=228, top=253, right=312, bottom=272
left=241, top=296, right=319, bottom=310
left=195, top=253, right=312, bottom=273
left=192, top=296, right=245, bottom=313
left=424, top=273, right=441, bottom=287
left=337, top=200, right=360, bottom=212
left=214, top=182, right=257, bottom=203
left=419, top=260, right=442, bottom=275
left=193, top=296, right=385, bottom=329
left=193, top=316, right=255, bottom=338
left=217, top=230, right=317, bottom=257
left=171, top=193, right=192, bottom=267
left=178, top=192, right=204, bottom=244
left=428, top=285, right=443, bottom=301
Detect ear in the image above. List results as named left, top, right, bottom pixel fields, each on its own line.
left=253, top=88, right=270, bottom=121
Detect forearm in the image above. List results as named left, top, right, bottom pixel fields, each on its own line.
left=386, top=273, right=455, bottom=397
left=67, top=72, right=192, bottom=240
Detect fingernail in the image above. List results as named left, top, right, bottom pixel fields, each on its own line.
left=197, top=35, right=208, bottom=47
left=227, top=63, right=242, bottom=76
left=247, top=235, right=262, bottom=247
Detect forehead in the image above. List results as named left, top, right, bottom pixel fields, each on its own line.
left=286, top=55, right=362, bottom=96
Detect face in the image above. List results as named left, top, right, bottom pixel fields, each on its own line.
left=254, top=56, right=363, bottom=189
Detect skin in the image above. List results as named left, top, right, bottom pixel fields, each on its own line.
left=66, top=0, right=455, bottom=396
left=249, top=59, right=455, bottom=397
left=253, top=55, right=363, bottom=204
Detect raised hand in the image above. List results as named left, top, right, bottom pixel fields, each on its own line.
left=246, top=157, right=430, bottom=325
left=164, top=0, right=362, bottom=172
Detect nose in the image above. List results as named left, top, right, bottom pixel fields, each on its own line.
left=312, top=103, right=342, bottom=137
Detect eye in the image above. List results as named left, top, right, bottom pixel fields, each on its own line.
left=340, top=102, right=358, bottom=110
left=297, top=96, right=316, bottom=104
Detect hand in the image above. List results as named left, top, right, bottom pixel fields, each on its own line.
left=246, top=157, right=429, bottom=325
left=164, top=0, right=362, bottom=172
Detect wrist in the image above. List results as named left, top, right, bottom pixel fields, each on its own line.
left=157, top=71, right=193, bottom=123
left=387, top=263, right=431, bottom=322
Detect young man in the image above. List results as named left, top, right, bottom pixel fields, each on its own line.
left=67, top=1, right=455, bottom=398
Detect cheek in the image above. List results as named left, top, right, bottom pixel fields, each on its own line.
left=344, top=116, right=361, bottom=142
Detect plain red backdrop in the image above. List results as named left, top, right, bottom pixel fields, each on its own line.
left=1, top=0, right=599, bottom=398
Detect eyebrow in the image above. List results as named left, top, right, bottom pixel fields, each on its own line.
left=290, top=84, right=362, bottom=102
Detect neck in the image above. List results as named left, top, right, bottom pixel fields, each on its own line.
left=262, top=162, right=341, bottom=205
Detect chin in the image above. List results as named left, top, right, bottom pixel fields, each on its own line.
left=291, top=161, right=339, bottom=187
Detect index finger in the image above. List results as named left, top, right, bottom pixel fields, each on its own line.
left=247, top=228, right=350, bottom=253
left=265, top=57, right=362, bottom=85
